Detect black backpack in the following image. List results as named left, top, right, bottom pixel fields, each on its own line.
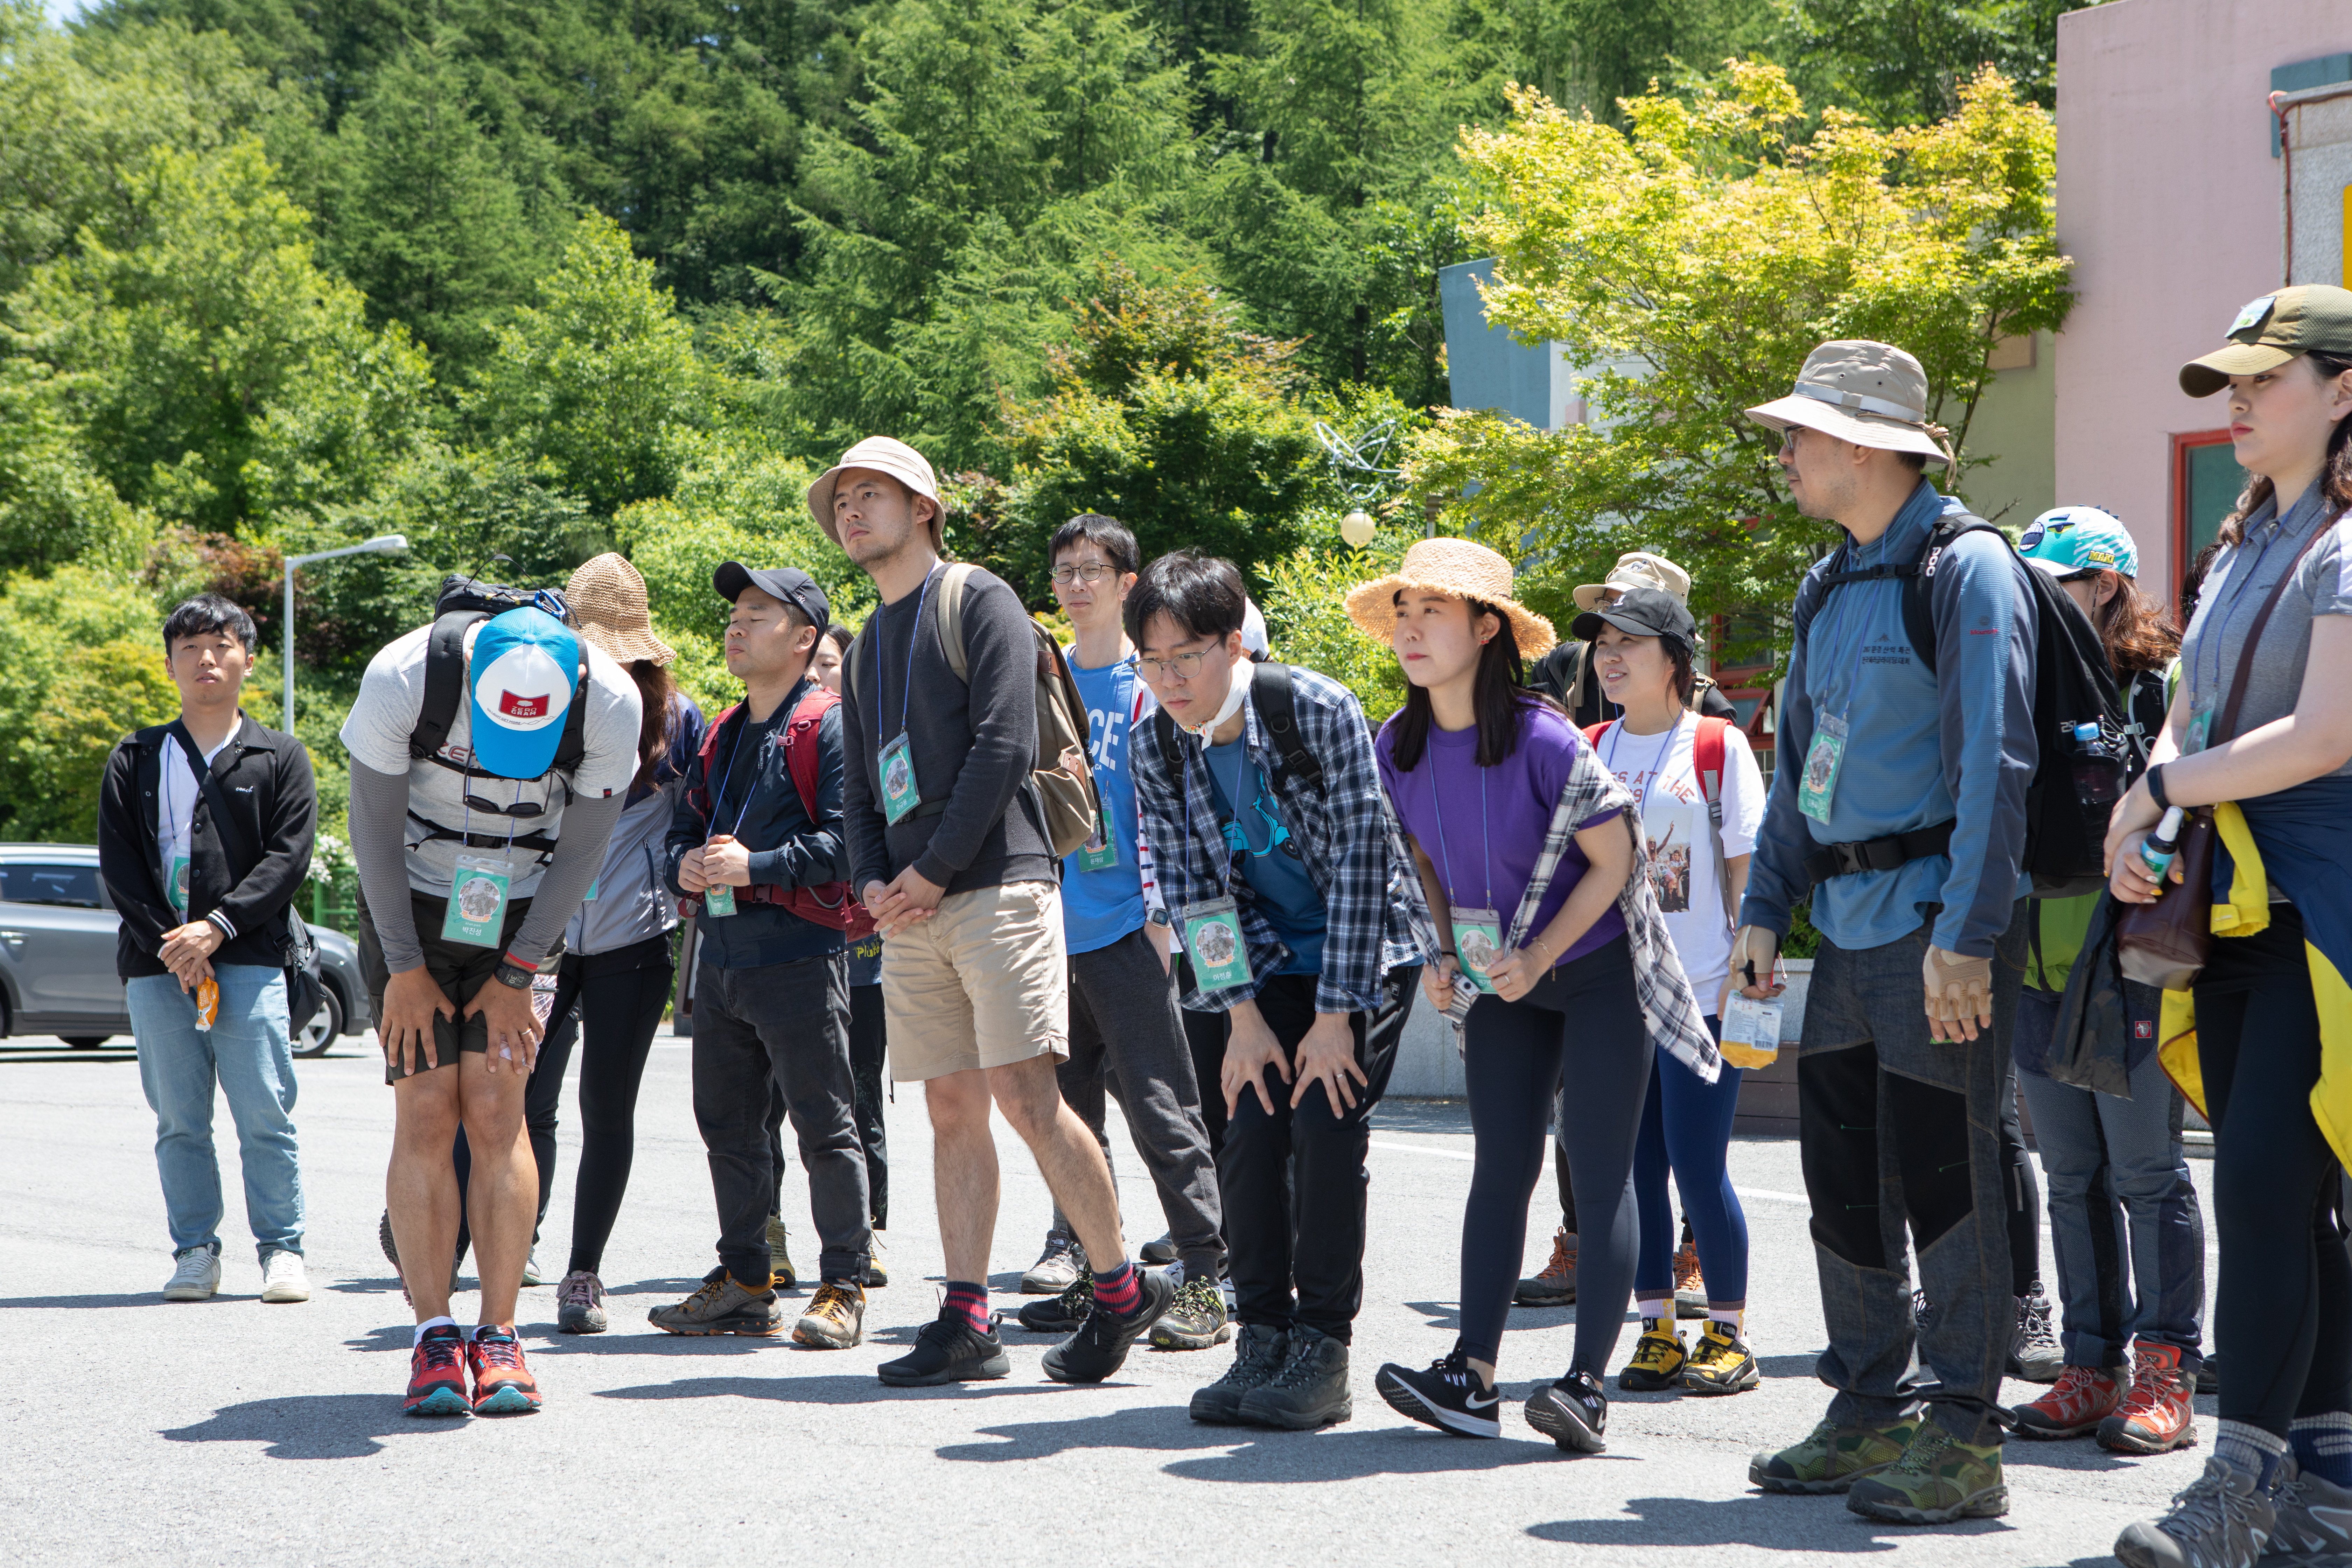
left=1792, top=510, right=2126, bottom=899
left=1148, top=662, right=1327, bottom=800
left=407, top=575, right=588, bottom=781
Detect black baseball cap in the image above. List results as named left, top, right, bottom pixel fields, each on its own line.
left=714, top=562, right=831, bottom=630
left=1570, top=585, right=1696, bottom=647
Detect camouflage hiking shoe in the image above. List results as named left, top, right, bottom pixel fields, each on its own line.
left=1846, top=1424, right=2007, bottom=1525
left=1752, top=1416, right=1921, bottom=1494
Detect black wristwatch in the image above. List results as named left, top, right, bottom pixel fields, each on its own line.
left=492, top=957, right=536, bottom=990
left=1146, top=907, right=1171, bottom=929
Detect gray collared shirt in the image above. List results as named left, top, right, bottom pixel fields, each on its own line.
left=2180, top=479, right=2352, bottom=770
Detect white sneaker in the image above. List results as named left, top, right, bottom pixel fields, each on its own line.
left=163, top=1246, right=220, bottom=1302
left=259, top=1248, right=310, bottom=1303
left=522, top=1248, right=545, bottom=1287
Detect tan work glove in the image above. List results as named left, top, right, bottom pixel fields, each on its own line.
left=1730, top=925, right=1784, bottom=999
left=1922, top=946, right=1993, bottom=1043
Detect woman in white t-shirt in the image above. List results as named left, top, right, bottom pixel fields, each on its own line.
left=1580, top=586, right=1766, bottom=1398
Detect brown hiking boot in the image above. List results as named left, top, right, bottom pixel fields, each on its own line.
left=1515, top=1227, right=1576, bottom=1306
left=791, top=1281, right=866, bottom=1349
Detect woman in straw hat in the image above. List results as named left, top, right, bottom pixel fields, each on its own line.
left=538, top=552, right=707, bottom=1333
left=1346, top=537, right=1718, bottom=1454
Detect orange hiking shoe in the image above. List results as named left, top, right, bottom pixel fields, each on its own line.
left=2099, top=1340, right=2196, bottom=1454
left=1673, top=1238, right=1706, bottom=1318
left=2014, top=1363, right=2122, bottom=1440
left=467, top=1325, right=542, bottom=1415
left=403, top=1323, right=470, bottom=1417
left=1515, top=1228, right=1576, bottom=1306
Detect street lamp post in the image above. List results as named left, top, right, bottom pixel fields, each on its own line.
left=282, top=535, right=408, bottom=733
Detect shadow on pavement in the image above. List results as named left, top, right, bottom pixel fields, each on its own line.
left=161, top=1394, right=469, bottom=1459
left=594, top=1373, right=1071, bottom=1406
left=1528, top=1492, right=2010, bottom=1551
left=0, top=1292, right=209, bottom=1309
left=1163, top=1424, right=1602, bottom=1480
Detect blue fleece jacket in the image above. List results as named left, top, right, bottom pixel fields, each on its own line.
left=1740, top=479, right=2038, bottom=958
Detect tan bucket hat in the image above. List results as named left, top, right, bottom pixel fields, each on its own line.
left=807, top=436, right=946, bottom=551
left=1344, top=537, right=1558, bottom=660
left=565, top=552, right=674, bottom=666
left=1572, top=550, right=1692, bottom=612
left=1746, top=340, right=1954, bottom=468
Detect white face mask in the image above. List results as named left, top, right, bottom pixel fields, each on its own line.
left=1177, top=652, right=1250, bottom=740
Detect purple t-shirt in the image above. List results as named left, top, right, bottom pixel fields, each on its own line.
left=1377, top=701, right=1625, bottom=967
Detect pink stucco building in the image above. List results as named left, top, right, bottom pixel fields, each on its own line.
left=2055, top=0, right=2352, bottom=598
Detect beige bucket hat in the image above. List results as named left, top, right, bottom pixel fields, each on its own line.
left=1746, top=340, right=1955, bottom=468
left=565, top=552, right=674, bottom=666
left=807, top=436, right=946, bottom=551
left=1572, top=550, right=1692, bottom=612
left=1344, top=537, right=1558, bottom=661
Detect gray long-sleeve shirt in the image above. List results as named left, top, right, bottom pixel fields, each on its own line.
left=841, top=564, right=1054, bottom=895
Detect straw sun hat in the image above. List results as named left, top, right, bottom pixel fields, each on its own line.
left=1344, top=537, right=1558, bottom=661
left=566, top=552, right=676, bottom=667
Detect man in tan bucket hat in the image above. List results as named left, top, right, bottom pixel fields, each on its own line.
left=807, top=437, right=947, bottom=553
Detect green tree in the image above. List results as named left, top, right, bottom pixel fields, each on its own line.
left=1452, top=0, right=1772, bottom=126
left=1404, top=63, right=2072, bottom=667
left=0, top=564, right=184, bottom=839
left=1257, top=525, right=1412, bottom=721
left=1770, top=0, right=2072, bottom=127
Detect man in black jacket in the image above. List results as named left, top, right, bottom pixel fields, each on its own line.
left=98, top=594, right=317, bottom=1306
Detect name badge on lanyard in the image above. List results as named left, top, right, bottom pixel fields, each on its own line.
left=1078, top=819, right=1120, bottom=873
left=1450, top=906, right=1504, bottom=993
left=1182, top=895, right=1252, bottom=989
left=168, top=852, right=191, bottom=918
left=443, top=853, right=513, bottom=947
left=879, top=732, right=921, bottom=825
left=1798, top=711, right=1850, bottom=826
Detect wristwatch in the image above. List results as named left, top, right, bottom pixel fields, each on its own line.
left=492, top=956, right=536, bottom=990
left=1146, top=907, right=1172, bottom=929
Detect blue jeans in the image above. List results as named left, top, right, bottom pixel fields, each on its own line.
left=1633, top=1016, right=1749, bottom=1304
left=2014, top=987, right=2206, bottom=1370
left=126, top=964, right=303, bottom=1259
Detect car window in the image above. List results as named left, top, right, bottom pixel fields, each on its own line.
left=0, top=863, right=108, bottom=909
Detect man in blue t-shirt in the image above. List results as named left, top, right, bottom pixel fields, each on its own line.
left=1013, top=514, right=1227, bottom=1352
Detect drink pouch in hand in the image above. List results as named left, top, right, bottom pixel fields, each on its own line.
left=194, top=976, right=219, bottom=1033
left=1720, top=993, right=1782, bottom=1070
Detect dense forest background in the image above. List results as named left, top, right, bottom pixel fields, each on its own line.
left=0, top=0, right=2076, bottom=847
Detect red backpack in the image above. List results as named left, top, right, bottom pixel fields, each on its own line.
left=691, top=687, right=875, bottom=939
left=1583, top=714, right=1744, bottom=925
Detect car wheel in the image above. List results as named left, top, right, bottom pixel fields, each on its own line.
left=294, top=986, right=344, bottom=1059
left=61, top=1035, right=110, bottom=1049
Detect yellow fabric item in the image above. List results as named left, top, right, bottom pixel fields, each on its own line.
left=2155, top=802, right=2352, bottom=1168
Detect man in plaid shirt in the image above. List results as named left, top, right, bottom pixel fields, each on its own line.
left=1127, top=550, right=1424, bottom=1432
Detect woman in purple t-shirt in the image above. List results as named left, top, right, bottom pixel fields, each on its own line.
left=1348, top=538, right=1644, bottom=1455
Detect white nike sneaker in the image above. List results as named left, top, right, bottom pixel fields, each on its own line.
left=163, top=1246, right=221, bottom=1302
left=259, top=1248, right=310, bottom=1303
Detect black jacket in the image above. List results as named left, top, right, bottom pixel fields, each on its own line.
left=98, top=716, right=318, bottom=980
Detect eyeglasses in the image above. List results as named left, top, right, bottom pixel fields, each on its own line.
left=1135, top=648, right=1216, bottom=682
left=1050, top=564, right=1120, bottom=586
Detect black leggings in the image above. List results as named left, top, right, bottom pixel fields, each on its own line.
left=1998, top=1063, right=2044, bottom=1298
left=1460, top=934, right=1650, bottom=1372
left=2194, top=904, right=2352, bottom=1437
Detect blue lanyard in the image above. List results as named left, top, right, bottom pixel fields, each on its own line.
left=877, top=565, right=941, bottom=743
left=1604, top=713, right=1682, bottom=819
left=707, top=701, right=774, bottom=838
left=1422, top=747, right=1493, bottom=908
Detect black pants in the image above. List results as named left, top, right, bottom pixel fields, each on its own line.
left=2194, top=905, right=2352, bottom=1437
left=1997, top=1061, right=2044, bottom=1298
left=848, top=981, right=889, bottom=1230
left=1177, top=954, right=1232, bottom=1161
left=1464, top=936, right=1649, bottom=1373
left=1221, top=965, right=1417, bottom=1344
left=694, top=951, right=870, bottom=1285
left=451, top=936, right=673, bottom=1271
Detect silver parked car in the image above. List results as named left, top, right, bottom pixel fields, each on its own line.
left=0, top=843, right=372, bottom=1056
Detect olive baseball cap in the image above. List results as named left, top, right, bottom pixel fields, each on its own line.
left=2180, top=285, right=2352, bottom=397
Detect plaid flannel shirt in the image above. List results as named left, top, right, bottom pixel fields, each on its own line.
left=1134, top=664, right=1425, bottom=1016
left=1407, top=730, right=1720, bottom=1083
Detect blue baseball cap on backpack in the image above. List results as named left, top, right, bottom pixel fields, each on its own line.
left=467, top=607, right=582, bottom=779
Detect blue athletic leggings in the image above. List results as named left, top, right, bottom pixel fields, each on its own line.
left=1631, top=1017, right=1749, bottom=1306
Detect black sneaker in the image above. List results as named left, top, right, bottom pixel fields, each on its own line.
left=1042, top=1269, right=1176, bottom=1384
left=1238, top=1323, right=1352, bottom=1429
left=1191, top=1323, right=1288, bottom=1423
left=1524, top=1368, right=1609, bottom=1453
left=1149, top=1277, right=1233, bottom=1350
left=1015, top=1269, right=1092, bottom=1334
left=1377, top=1347, right=1500, bottom=1438
left=1140, top=1234, right=1178, bottom=1266
left=2008, top=1287, right=2064, bottom=1384
left=877, top=1305, right=1012, bottom=1387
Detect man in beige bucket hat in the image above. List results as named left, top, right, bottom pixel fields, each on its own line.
left=1732, top=338, right=2041, bottom=1527
left=807, top=436, right=947, bottom=553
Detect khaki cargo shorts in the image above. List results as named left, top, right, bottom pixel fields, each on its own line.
left=882, top=880, right=1069, bottom=1082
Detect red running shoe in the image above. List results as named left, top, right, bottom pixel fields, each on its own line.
left=2099, top=1340, right=2197, bottom=1454
left=404, top=1324, right=470, bottom=1417
left=2014, top=1364, right=2121, bottom=1440
left=467, top=1325, right=543, bottom=1415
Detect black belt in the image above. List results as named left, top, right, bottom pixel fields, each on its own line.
left=1801, top=819, right=1955, bottom=886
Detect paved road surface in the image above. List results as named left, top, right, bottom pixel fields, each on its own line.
left=0, top=1032, right=2299, bottom=1566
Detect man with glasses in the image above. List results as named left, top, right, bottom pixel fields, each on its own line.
left=1013, top=516, right=1228, bottom=1350
left=650, top=564, right=873, bottom=1347
left=1127, top=548, right=1422, bottom=1430
left=342, top=594, right=642, bottom=1416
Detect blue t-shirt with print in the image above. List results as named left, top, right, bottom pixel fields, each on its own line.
left=1204, top=735, right=1324, bottom=975
left=1061, top=653, right=1147, bottom=955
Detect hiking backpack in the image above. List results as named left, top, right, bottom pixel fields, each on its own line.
left=1791, top=509, right=2126, bottom=899
left=687, top=687, right=875, bottom=939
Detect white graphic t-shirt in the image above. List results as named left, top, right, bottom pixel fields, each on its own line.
left=1596, top=711, right=1765, bottom=1010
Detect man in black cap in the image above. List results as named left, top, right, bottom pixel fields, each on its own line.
left=651, top=563, right=873, bottom=1349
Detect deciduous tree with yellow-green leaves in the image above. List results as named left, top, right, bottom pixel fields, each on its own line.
left=1405, top=61, right=2073, bottom=667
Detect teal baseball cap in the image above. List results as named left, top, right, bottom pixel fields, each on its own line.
left=467, top=606, right=582, bottom=779
left=2018, top=506, right=2137, bottom=581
